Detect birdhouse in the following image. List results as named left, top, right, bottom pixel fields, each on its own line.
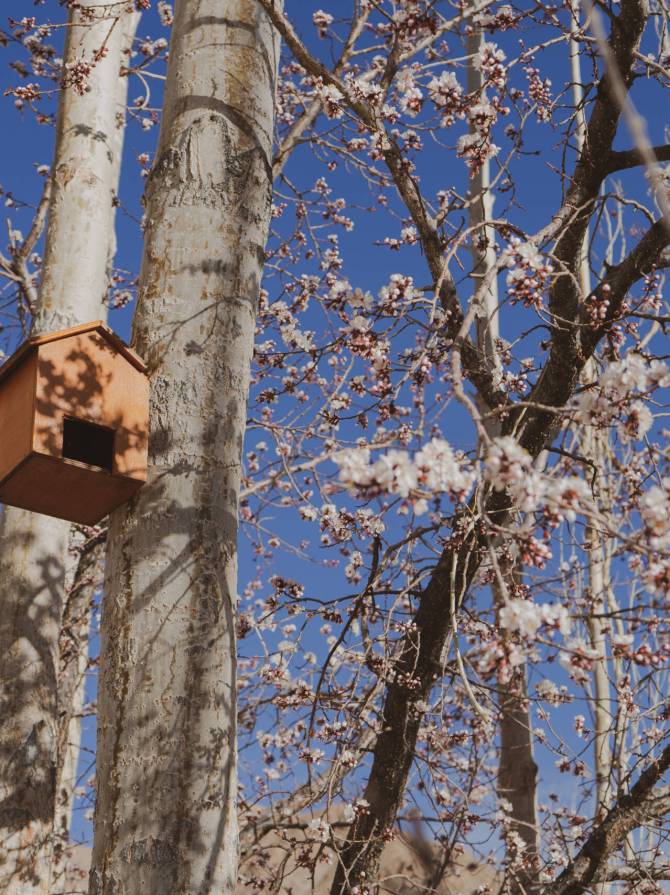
left=0, top=321, right=149, bottom=525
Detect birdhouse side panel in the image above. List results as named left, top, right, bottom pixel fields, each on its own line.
left=87, top=332, right=150, bottom=481
left=0, top=351, right=37, bottom=485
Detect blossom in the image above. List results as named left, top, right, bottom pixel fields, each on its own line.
left=427, top=71, right=463, bottom=123
left=503, top=238, right=553, bottom=308
left=456, top=132, right=500, bottom=172
left=318, top=83, right=344, bottom=119
left=307, top=817, right=331, bottom=842
left=536, top=680, right=569, bottom=705
left=348, top=315, right=371, bottom=332
left=544, top=477, right=591, bottom=523
left=399, top=86, right=423, bottom=117
left=499, top=601, right=571, bottom=638
left=415, top=438, right=476, bottom=498
left=281, top=323, right=314, bottom=351
left=600, top=353, right=650, bottom=398
left=474, top=41, right=507, bottom=88
left=484, top=437, right=532, bottom=491
left=372, top=450, right=418, bottom=497
left=157, top=1, right=173, bottom=25
left=618, top=400, right=653, bottom=441
left=343, top=798, right=370, bottom=824
left=336, top=448, right=372, bottom=490
left=560, top=640, right=600, bottom=684
left=313, top=9, right=334, bottom=37
left=542, top=603, right=571, bottom=635
left=644, top=560, right=670, bottom=597
left=499, top=600, right=543, bottom=637
left=640, top=480, right=670, bottom=547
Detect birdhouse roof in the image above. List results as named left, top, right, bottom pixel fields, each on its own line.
left=0, top=320, right=148, bottom=384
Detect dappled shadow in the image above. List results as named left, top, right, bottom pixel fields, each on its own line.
left=91, top=454, right=240, bottom=893
left=0, top=503, right=68, bottom=889
left=88, top=301, right=255, bottom=891
left=34, top=337, right=148, bottom=479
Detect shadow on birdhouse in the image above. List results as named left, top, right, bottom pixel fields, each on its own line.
left=0, top=321, right=149, bottom=525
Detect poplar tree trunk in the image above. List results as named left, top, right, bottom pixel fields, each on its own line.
left=0, top=4, right=136, bottom=892
left=89, top=2, right=281, bottom=893
left=53, top=21, right=138, bottom=888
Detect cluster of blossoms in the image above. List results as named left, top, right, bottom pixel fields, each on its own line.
left=639, top=480, right=670, bottom=597
left=559, top=641, right=602, bottom=685
left=334, top=435, right=595, bottom=525
left=395, top=67, right=423, bottom=117
left=474, top=4, right=519, bottom=30
left=319, top=504, right=385, bottom=544
left=157, top=1, right=173, bottom=25
left=503, top=238, right=554, bottom=309
left=584, top=282, right=611, bottom=329
left=336, top=438, right=476, bottom=510
left=427, top=71, right=464, bottom=126
left=499, top=600, right=571, bottom=638
left=7, top=82, right=42, bottom=111
left=638, top=266, right=663, bottom=311
left=388, top=2, right=439, bottom=42
left=316, top=80, right=345, bottom=119
left=525, top=66, right=553, bottom=122
left=575, top=353, right=669, bottom=441
left=484, top=437, right=591, bottom=523
left=313, top=9, right=334, bottom=38
left=601, top=353, right=669, bottom=397
left=61, top=59, right=94, bottom=95
left=474, top=41, right=508, bottom=89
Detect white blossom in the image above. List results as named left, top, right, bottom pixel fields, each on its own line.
left=640, top=480, right=670, bottom=548
left=484, top=437, right=532, bottom=491
left=307, top=817, right=331, bottom=842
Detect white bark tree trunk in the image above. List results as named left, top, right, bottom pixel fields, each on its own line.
left=52, top=21, right=139, bottom=889
left=89, top=2, right=281, bottom=893
left=0, top=4, right=137, bottom=892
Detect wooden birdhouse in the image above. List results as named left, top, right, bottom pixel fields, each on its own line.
left=0, top=321, right=149, bottom=525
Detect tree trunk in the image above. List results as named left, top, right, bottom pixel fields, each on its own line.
left=0, top=4, right=137, bottom=892
left=52, top=531, right=106, bottom=893
left=89, top=2, right=281, bottom=893
left=498, top=666, right=540, bottom=895
left=52, top=18, right=139, bottom=888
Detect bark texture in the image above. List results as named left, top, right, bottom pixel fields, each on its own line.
left=89, top=2, right=281, bottom=893
left=0, top=4, right=137, bottom=893
left=498, top=668, right=540, bottom=895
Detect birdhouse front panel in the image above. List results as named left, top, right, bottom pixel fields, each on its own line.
left=32, top=329, right=149, bottom=480
left=0, top=322, right=150, bottom=525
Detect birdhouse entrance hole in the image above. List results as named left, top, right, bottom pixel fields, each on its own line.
left=62, top=416, right=115, bottom=473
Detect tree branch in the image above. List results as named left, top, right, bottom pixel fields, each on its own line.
left=545, top=741, right=670, bottom=895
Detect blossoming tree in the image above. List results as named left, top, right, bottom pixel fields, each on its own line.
left=2, top=0, right=670, bottom=893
